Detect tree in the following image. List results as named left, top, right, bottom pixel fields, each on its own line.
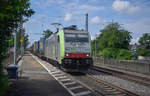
left=98, top=22, right=132, bottom=50
left=0, top=0, right=34, bottom=95
left=17, top=28, right=29, bottom=49
left=9, top=28, right=29, bottom=52
left=93, top=22, right=132, bottom=59
left=116, top=49, right=132, bottom=60
left=0, top=0, right=34, bottom=64
left=138, top=33, right=150, bottom=46
left=139, top=49, right=150, bottom=56
left=101, top=48, right=118, bottom=58
left=24, top=33, right=29, bottom=49
left=8, top=37, right=14, bottom=47
left=42, top=29, right=53, bottom=38
left=16, top=28, right=24, bottom=49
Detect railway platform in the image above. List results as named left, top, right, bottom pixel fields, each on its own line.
left=7, top=53, right=72, bottom=96
left=94, top=63, right=150, bottom=80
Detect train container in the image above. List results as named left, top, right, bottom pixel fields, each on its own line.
left=33, top=41, right=40, bottom=54
left=39, top=37, right=46, bottom=57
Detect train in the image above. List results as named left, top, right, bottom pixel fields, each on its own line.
left=31, top=25, right=93, bottom=72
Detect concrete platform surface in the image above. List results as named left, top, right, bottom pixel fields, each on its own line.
left=8, top=54, right=71, bottom=96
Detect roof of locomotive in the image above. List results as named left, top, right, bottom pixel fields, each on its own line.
left=46, top=28, right=88, bottom=41
left=62, top=25, right=88, bottom=33
left=64, top=29, right=88, bottom=34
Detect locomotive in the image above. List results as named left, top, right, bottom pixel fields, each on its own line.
left=32, top=25, right=93, bottom=72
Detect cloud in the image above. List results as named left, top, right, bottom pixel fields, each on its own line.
left=125, top=18, right=150, bottom=35
left=90, top=16, right=106, bottom=25
left=47, top=0, right=64, bottom=4
left=79, top=4, right=105, bottom=12
left=91, top=16, right=101, bottom=24
left=112, top=0, right=140, bottom=14
left=63, top=2, right=105, bottom=15
left=62, top=3, right=106, bottom=24
left=64, top=13, right=72, bottom=22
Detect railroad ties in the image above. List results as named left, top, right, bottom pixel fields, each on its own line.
left=50, top=69, right=94, bottom=96
left=87, top=69, right=140, bottom=96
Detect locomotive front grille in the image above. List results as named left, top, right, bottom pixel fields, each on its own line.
left=62, top=58, right=92, bottom=69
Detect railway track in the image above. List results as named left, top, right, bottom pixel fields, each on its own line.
left=63, top=69, right=141, bottom=96
left=91, top=66, right=150, bottom=88
left=85, top=72, right=140, bottom=96
left=64, top=71, right=140, bottom=96
left=31, top=53, right=143, bottom=96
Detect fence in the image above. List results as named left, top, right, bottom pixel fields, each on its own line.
left=94, top=57, right=150, bottom=75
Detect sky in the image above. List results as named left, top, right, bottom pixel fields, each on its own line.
left=24, top=0, right=150, bottom=45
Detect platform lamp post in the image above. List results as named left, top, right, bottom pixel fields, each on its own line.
left=95, top=33, right=99, bottom=57
left=20, top=21, right=24, bottom=57
left=13, top=27, right=17, bottom=65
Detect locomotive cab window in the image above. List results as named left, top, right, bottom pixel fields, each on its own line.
left=65, top=33, right=89, bottom=43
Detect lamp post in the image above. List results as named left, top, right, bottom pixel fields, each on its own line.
left=95, top=33, right=99, bottom=57
left=20, top=20, right=24, bottom=57
left=13, top=27, right=17, bottom=65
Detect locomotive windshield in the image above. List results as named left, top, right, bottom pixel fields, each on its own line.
left=65, top=33, right=89, bottom=43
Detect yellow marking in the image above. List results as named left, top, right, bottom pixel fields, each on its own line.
left=20, top=38, right=24, bottom=43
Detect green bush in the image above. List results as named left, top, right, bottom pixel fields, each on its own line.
left=136, top=48, right=150, bottom=56
left=101, top=48, right=133, bottom=60
left=101, top=48, right=118, bottom=58
left=117, top=49, right=132, bottom=60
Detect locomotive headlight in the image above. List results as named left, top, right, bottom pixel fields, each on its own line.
left=86, top=53, right=90, bottom=57
left=65, top=53, right=70, bottom=57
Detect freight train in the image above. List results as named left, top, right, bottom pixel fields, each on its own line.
left=32, top=25, right=93, bottom=72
